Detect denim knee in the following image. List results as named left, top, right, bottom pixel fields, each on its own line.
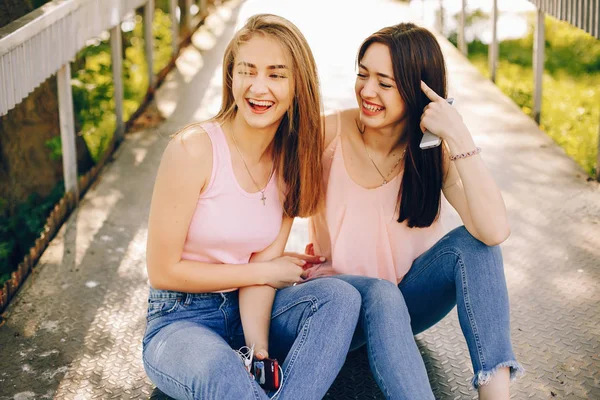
left=360, top=279, right=405, bottom=309
left=309, top=278, right=362, bottom=315
left=441, top=226, right=503, bottom=270
left=143, top=333, right=261, bottom=400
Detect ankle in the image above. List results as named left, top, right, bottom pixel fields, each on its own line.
left=478, top=367, right=510, bottom=400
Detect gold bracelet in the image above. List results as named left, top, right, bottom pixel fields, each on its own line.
left=450, top=147, right=482, bottom=161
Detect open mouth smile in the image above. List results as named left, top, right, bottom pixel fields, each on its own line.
left=362, top=100, right=384, bottom=115
left=247, top=98, right=275, bottom=114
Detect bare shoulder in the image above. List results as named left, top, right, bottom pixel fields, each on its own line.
left=322, top=108, right=359, bottom=147
left=339, top=108, right=359, bottom=127
left=339, top=108, right=360, bottom=140
left=160, top=123, right=214, bottom=185
left=169, top=123, right=213, bottom=159
left=322, top=111, right=338, bottom=149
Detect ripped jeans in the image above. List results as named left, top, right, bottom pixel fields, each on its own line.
left=335, top=226, right=524, bottom=399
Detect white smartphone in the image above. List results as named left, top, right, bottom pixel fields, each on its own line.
left=419, top=98, right=454, bottom=150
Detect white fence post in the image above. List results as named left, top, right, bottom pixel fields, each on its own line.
left=458, top=0, right=467, bottom=55
left=110, top=25, right=124, bottom=142
left=185, top=0, right=193, bottom=30
left=489, top=0, right=498, bottom=82
left=533, top=7, right=545, bottom=124
left=144, top=0, right=155, bottom=89
left=170, top=0, right=179, bottom=56
left=56, top=63, right=79, bottom=201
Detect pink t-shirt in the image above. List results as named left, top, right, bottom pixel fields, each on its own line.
left=181, top=122, right=283, bottom=266
left=308, top=116, right=447, bottom=284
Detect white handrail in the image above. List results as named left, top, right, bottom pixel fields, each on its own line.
left=0, top=0, right=194, bottom=195
left=0, top=0, right=148, bottom=116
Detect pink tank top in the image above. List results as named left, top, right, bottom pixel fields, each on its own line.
left=181, top=122, right=283, bottom=265
left=308, top=116, right=447, bottom=284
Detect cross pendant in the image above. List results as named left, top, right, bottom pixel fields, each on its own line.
left=260, top=192, right=266, bottom=205
left=382, top=179, right=387, bottom=185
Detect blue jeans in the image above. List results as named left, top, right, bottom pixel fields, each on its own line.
left=335, top=226, right=524, bottom=399
left=142, top=278, right=361, bottom=400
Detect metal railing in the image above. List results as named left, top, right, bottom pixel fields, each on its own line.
left=0, top=0, right=205, bottom=199
left=527, top=0, right=599, bottom=39
left=525, top=0, right=600, bottom=181
left=449, top=0, right=600, bottom=180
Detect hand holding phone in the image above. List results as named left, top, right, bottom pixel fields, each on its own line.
left=252, top=358, right=281, bottom=391
left=419, top=98, right=454, bottom=149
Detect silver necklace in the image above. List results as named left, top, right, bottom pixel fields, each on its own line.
left=361, top=134, right=405, bottom=186
left=231, top=130, right=275, bottom=205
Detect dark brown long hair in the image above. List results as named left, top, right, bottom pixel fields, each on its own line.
left=214, top=14, right=323, bottom=217
left=357, top=23, right=447, bottom=227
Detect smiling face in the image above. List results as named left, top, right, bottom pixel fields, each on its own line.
left=232, top=34, right=294, bottom=131
left=355, top=42, right=405, bottom=131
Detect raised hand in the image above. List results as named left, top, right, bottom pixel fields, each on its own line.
left=420, top=80, right=468, bottom=143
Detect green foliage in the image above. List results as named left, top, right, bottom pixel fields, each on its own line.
left=155, top=0, right=172, bottom=13
left=0, top=7, right=175, bottom=286
left=542, top=15, right=600, bottom=75
left=72, top=8, right=173, bottom=162
left=44, top=134, right=63, bottom=160
left=456, top=14, right=600, bottom=177
left=453, top=8, right=489, bottom=26
left=0, top=197, right=8, bottom=216
left=464, top=15, right=600, bottom=75
left=469, top=55, right=599, bottom=177
left=0, top=241, right=13, bottom=285
left=0, top=184, right=64, bottom=286
left=71, top=41, right=116, bottom=162
left=151, top=9, right=174, bottom=74
left=540, top=72, right=599, bottom=176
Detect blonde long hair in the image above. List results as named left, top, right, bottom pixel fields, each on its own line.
left=214, top=14, right=323, bottom=217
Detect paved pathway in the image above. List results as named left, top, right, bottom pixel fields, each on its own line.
left=1, top=0, right=599, bottom=399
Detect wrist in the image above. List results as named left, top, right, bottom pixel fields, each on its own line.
left=253, top=262, right=269, bottom=286
left=445, top=131, right=476, bottom=155
left=449, top=146, right=481, bottom=161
